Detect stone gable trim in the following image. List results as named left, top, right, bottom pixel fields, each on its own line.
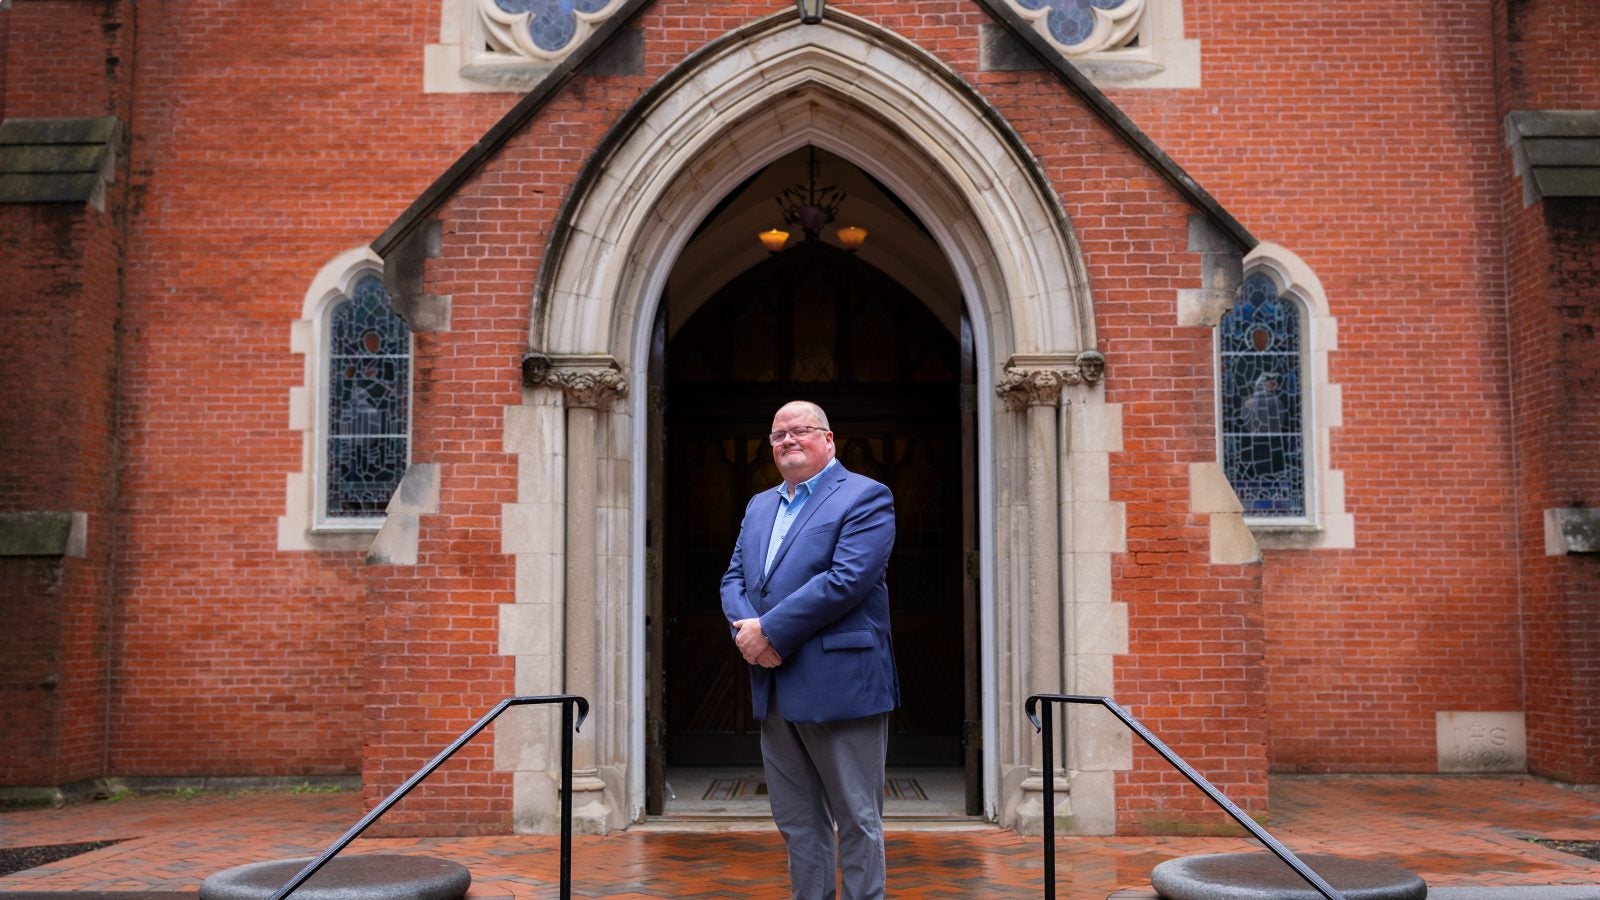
left=375, top=2, right=1253, bottom=261
left=970, top=0, right=1250, bottom=250
left=374, top=0, right=655, bottom=257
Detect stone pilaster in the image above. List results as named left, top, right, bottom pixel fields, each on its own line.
left=998, top=355, right=1085, bottom=834
left=521, top=351, right=627, bottom=832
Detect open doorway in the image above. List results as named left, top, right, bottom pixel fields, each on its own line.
left=644, top=148, right=980, bottom=821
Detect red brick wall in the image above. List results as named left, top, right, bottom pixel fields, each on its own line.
left=1001, top=70, right=1270, bottom=822
left=1504, top=0, right=1600, bottom=108
left=0, top=193, right=123, bottom=788
left=5, top=0, right=1590, bottom=829
left=98, top=0, right=534, bottom=781
left=1520, top=202, right=1600, bottom=783
left=1105, top=1, right=1528, bottom=774
left=1495, top=0, right=1600, bottom=784
left=0, top=0, right=136, bottom=787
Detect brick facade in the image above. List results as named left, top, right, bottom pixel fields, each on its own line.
left=2, top=0, right=1595, bottom=834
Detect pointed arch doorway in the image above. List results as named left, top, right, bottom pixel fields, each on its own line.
left=646, top=222, right=981, bottom=819
left=508, top=11, right=1119, bottom=833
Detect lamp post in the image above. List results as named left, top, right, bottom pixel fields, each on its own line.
left=796, top=0, right=825, bottom=25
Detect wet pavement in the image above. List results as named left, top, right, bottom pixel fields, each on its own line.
left=0, top=775, right=1597, bottom=897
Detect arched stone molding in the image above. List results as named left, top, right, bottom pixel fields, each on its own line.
left=501, top=11, right=1127, bottom=835
left=529, top=10, right=1094, bottom=363
left=280, top=246, right=387, bottom=553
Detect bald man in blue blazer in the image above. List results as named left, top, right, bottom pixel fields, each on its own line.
left=722, top=400, right=899, bottom=900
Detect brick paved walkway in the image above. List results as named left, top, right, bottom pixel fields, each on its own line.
left=1, top=776, right=1597, bottom=897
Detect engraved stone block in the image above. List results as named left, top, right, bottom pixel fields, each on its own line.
left=1436, top=711, right=1526, bottom=773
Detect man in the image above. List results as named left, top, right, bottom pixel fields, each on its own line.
left=721, top=400, right=900, bottom=900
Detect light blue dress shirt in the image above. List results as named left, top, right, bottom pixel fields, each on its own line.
left=763, top=458, right=838, bottom=576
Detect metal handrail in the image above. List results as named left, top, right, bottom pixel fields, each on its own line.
left=1025, top=693, right=1345, bottom=900
left=271, top=694, right=590, bottom=900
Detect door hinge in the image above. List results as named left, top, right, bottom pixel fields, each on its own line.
left=965, top=549, right=980, bottom=580
left=962, top=719, right=983, bottom=751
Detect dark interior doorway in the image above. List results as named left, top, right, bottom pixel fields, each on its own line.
left=652, top=240, right=975, bottom=791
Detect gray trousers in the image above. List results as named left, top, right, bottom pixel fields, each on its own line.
left=760, top=693, right=889, bottom=900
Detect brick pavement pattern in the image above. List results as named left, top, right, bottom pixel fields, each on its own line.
left=2, top=777, right=1599, bottom=898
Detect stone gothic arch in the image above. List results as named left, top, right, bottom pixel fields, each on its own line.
left=499, top=10, right=1129, bottom=835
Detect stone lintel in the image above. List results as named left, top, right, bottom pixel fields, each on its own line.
left=1544, top=507, right=1600, bottom=555
left=0, top=511, right=87, bottom=557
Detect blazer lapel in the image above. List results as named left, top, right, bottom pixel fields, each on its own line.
left=746, top=489, right=779, bottom=587
left=758, top=464, right=848, bottom=584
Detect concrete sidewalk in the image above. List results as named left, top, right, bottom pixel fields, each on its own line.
left=1, top=775, right=1598, bottom=897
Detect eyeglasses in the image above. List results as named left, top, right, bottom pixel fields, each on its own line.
left=768, top=425, right=825, bottom=445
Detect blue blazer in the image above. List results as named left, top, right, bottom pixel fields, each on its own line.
left=721, top=462, right=900, bottom=724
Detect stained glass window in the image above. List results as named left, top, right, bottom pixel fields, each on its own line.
left=325, top=274, right=410, bottom=521
left=1219, top=273, right=1306, bottom=519
left=1012, top=0, right=1143, bottom=51
left=492, top=0, right=615, bottom=54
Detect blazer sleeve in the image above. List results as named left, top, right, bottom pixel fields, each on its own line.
left=720, top=496, right=761, bottom=627
left=758, top=479, right=895, bottom=658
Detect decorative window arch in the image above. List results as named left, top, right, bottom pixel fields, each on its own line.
left=1217, top=243, right=1353, bottom=549
left=279, top=249, right=413, bottom=549
left=1004, top=0, right=1201, bottom=89
left=424, top=0, right=627, bottom=93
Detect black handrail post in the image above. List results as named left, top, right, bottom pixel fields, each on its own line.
left=1039, top=698, right=1056, bottom=899
left=561, top=696, right=574, bottom=900
left=270, top=695, right=588, bottom=900
left=1026, top=693, right=1346, bottom=900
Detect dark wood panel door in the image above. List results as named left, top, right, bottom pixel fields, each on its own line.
left=663, top=242, right=967, bottom=767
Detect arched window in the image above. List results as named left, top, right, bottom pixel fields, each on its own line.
left=1218, top=271, right=1308, bottom=521
left=320, top=273, right=411, bottom=525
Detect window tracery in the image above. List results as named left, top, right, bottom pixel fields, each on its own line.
left=1010, top=0, right=1146, bottom=56
left=1218, top=272, right=1306, bottom=519
left=477, top=0, right=623, bottom=61
left=324, top=274, right=411, bottom=521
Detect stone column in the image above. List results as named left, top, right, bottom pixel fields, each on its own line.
left=523, top=352, right=626, bottom=832
left=997, top=352, right=1103, bottom=834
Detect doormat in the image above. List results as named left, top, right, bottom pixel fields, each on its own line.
left=702, top=777, right=927, bottom=801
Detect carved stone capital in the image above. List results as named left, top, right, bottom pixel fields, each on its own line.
left=997, top=366, right=1067, bottom=411
left=522, top=351, right=628, bottom=409
left=997, top=351, right=1106, bottom=411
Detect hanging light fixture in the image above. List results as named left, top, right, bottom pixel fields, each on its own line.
left=835, top=225, right=867, bottom=252
left=796, top=0, right=826, bottom=25
left=755, top=146, right=865, bottom=253
left=758, top=228, right=791, bottom=253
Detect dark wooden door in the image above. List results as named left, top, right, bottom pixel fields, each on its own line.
left=663, top=242, right=967, bottom=766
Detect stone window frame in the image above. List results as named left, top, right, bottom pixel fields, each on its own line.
left=424, top=0, right=625, bottom=93
left=1011, top=0, right=1201, bottom=89
left=279, top=247, right=413, bottom=550
left=1218, top=243, right=1353, bottom=550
